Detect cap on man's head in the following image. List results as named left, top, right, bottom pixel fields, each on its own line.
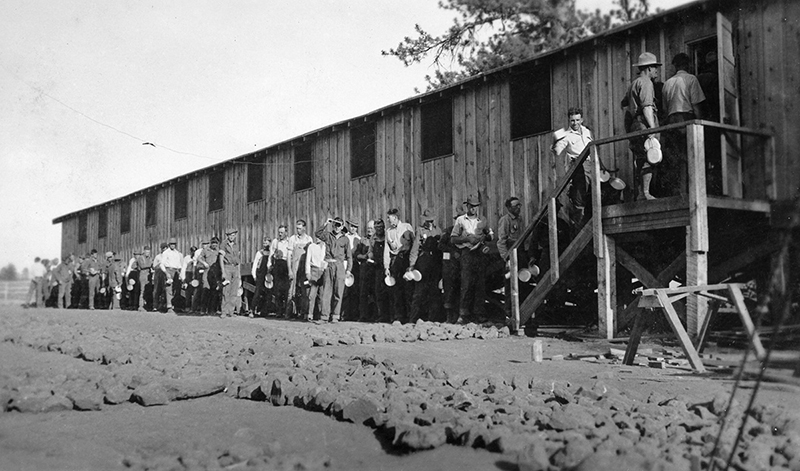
left=633, top=52, right=662, bottom=68
left=143, top=245, right=151, bottom=251
left=91, top=249, right=98, bottom=254
left=210, top=236, right=220, bottom=243
left=225, top=227, right=238, bottom=235
left=465, top=193, right=481, bottom=206
left=387, top=208, right=399, bottom=216
left=201, top=239, right=209, bottom=245
left=160, top=242, right=169, bottom=250
left=346, top=219, right=359, bottom=228
left=421, top=208, right=435, bottom=221
left=168, top=237, right=177, bottom=244
left=105, top=251, right=114, bottom=258
left=331, top=217, right=344, bottom=227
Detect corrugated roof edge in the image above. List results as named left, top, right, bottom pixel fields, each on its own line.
left=52, top=0, right=709, bottom=225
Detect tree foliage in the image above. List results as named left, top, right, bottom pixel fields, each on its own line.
left=0, top=263, right=19, bottom=281
left=384, top=0, right=653, bottom=91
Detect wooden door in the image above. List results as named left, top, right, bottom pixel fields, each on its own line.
left=717, top=12, right=742, bottom=197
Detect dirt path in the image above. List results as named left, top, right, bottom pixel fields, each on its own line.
left=1, top=307, right=798, bottom=470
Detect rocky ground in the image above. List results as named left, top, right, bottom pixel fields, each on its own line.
left=1, top=306, right=799, bottom=471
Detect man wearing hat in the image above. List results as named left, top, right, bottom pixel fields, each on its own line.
left=250, top=236, right=271, bottom=316
left=497, top=196, right=534, bottom=328
left=195, top=237, right=221, bottom=314
left=341, top=219, right=362, bottom=321
left=368, top=219, right=391, bottom=323
left=626, top=51, right=662, bottom=200
left=151, top=243, right=169, bottom=311
left=355, top=220, right=376, bottom=322
left=407, top=209, right=443, bottom=323
left=219, top=227, right=242, bottom=317
left=126, top=245, right=153, bottom=312
left=180, top=245, right=197, bottom=311
left=160, top=237, right=183, bottom=313
left=314, top=216, right=352, bottom=323
left=81, top=249, right=102, bottom=310
left=451, top=194, right=494, bottom=323
left=438, top=204, right=465, bottom=323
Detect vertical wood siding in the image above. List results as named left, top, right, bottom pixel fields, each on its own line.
left=60, top=0, right=800, bottom=263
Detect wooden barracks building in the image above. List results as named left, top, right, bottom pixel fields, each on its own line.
left=54, top=0, right=798, bottom=339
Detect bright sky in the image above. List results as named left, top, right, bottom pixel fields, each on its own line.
left=0, top=0, right=692, bottom=273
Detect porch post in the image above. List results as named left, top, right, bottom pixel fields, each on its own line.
left=686, top=123, right=709, bottom=337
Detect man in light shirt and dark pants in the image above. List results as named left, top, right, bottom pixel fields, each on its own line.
left=451, top=194, right=493, bottom=324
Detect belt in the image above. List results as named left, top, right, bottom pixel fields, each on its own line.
left=325, top=258, right=343, bottom=263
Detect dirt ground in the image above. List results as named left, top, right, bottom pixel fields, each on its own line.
left=1, top=306, right=798, bottom=470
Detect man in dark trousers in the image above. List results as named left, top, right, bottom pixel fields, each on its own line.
left=220, top=227, right=242, bottom=318
left=315, top=217, right=352, bottom=323
left=408, top=209, right=443, bottom=323
left=451, top=194, right=493, bottom=324
left=250, top=236, right=271, bottom=316
left=370, top=219, right=391, bottom=323
left=439, top=205, right=464, bottom=324
left=356, top=220, right=375, bottom=322
left=383, top=208, right=415, bottom=323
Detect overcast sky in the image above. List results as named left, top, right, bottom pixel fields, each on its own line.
left=0, top=0, right=691, bottom=273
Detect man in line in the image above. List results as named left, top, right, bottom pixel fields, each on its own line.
left=342, top=220, right=362, bottom=321
left=126, top=245, right=153, bottom=312
left=625, top=51, right=663, bottom=200
left=180, top=245, right=197, bottom=312
left=251, top=236, right=271, bottom=317
left=220, top=227, right=241, bottom=318
left=152, top=243, right=169, bottom=311
left=315, top=217, right=352, bottom=323
left=287, top=219, right=313, bottom=318
left=161, top=237, right=184, bottom=313
left=192, top=240, right=211, bottom=313
left=304, top=233, right=327, bottom=321
left=439, top=205, right=464, bottom=324
left=82, top=249, right=102, bottom=310
left=552, top=107, right=598, bottom=232
left=451, top=194, right=493, bottom=324
left=26, top=257, right=45, bottom=308
left=662, top=52, right=706, bottom=195
left=408, top=209, right=443, bottom=323
left=52, top=255, right=73, bottom=309
left=370, top=219, right=391, bottom=323
left=497, top=196, right=532, bottom=329
left=383, top=209, right=415, bottom=323
left=269, top=225, right=292, bottom=317
left=355, top=220, right=376, bottom=322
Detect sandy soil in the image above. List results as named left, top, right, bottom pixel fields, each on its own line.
left=1, top=306, right=798, bottom=470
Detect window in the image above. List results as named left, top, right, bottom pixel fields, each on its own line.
left=145, top=191, right=158, bottom=227
left=510, top=65, right=552, bottom=139
left=174, top=180, right=188, bottom=220
left=421, top=98, right=453, bottom=161
left=208, top=170, right=224, bottom=212
left=97, top=207, right=107, bottom=239
left=350, top=122, right=376, bottom=178
left=294, top=142, right=314, bottom=191
left=247, top=157, right=264, bottom=203
left=78, top=214, right=87, bottom=244
left=120, top=200, right=131, bottom=234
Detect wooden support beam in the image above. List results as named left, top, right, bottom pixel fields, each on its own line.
left=597, top=234, right=616, bottom=339
left=617, top=252, right=686, bottom=332
left=616, top=246, right=660, bottom=289
left=519, top=219, right=593, bottom=326
left=727, top=284, right=767, bottom=361
left=656, top=291, right=706, bottom=372
left=510, top=248, right=521, bottom=333
left=548, top=198, right=559, bottom=284
left=686, top=123, right=709, bottom=337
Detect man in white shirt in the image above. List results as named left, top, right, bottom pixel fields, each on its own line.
left=250, top=236, right=271, bottom=316
left=451, top=194, right=493, bottom=324
left=304, top=236, right=327, bottom=322
left=269, top=225, right=292, bottom=317
left=26, top=257, right=46, bottom=307
left=383, top=209, right=415, bottom=323
left=160, top=237, right=183, bottom=313
left=286, top=219, right=313, bottom=317
left=552, top=107, right=598, bottom=232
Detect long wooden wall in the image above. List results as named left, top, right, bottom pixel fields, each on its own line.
left=60, top=0, right=800, bottom=267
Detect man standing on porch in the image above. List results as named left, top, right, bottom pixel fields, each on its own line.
left=625, top=52, right=662, bottom=200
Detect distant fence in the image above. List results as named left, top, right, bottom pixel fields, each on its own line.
left=0, top=280, right=30, bottom=305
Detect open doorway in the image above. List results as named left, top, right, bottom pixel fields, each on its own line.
left=688, top=36, right=723, bottom=195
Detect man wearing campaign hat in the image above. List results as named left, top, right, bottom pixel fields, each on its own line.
left=438, top=204, right=465, bottom=323
left=451, top=193, right=494, bottom=324
left=407, top=208, right=443, bottom=322
left=220, top=227, right=242, bottom=317
left=315, top=216, right=352, bottom=323
left=126, top=245, right=153, bottom=312
left=625, top=51, right=662, bottom=200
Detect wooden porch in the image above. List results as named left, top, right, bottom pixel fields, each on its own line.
left=508, top=120, right=778, bottom=340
